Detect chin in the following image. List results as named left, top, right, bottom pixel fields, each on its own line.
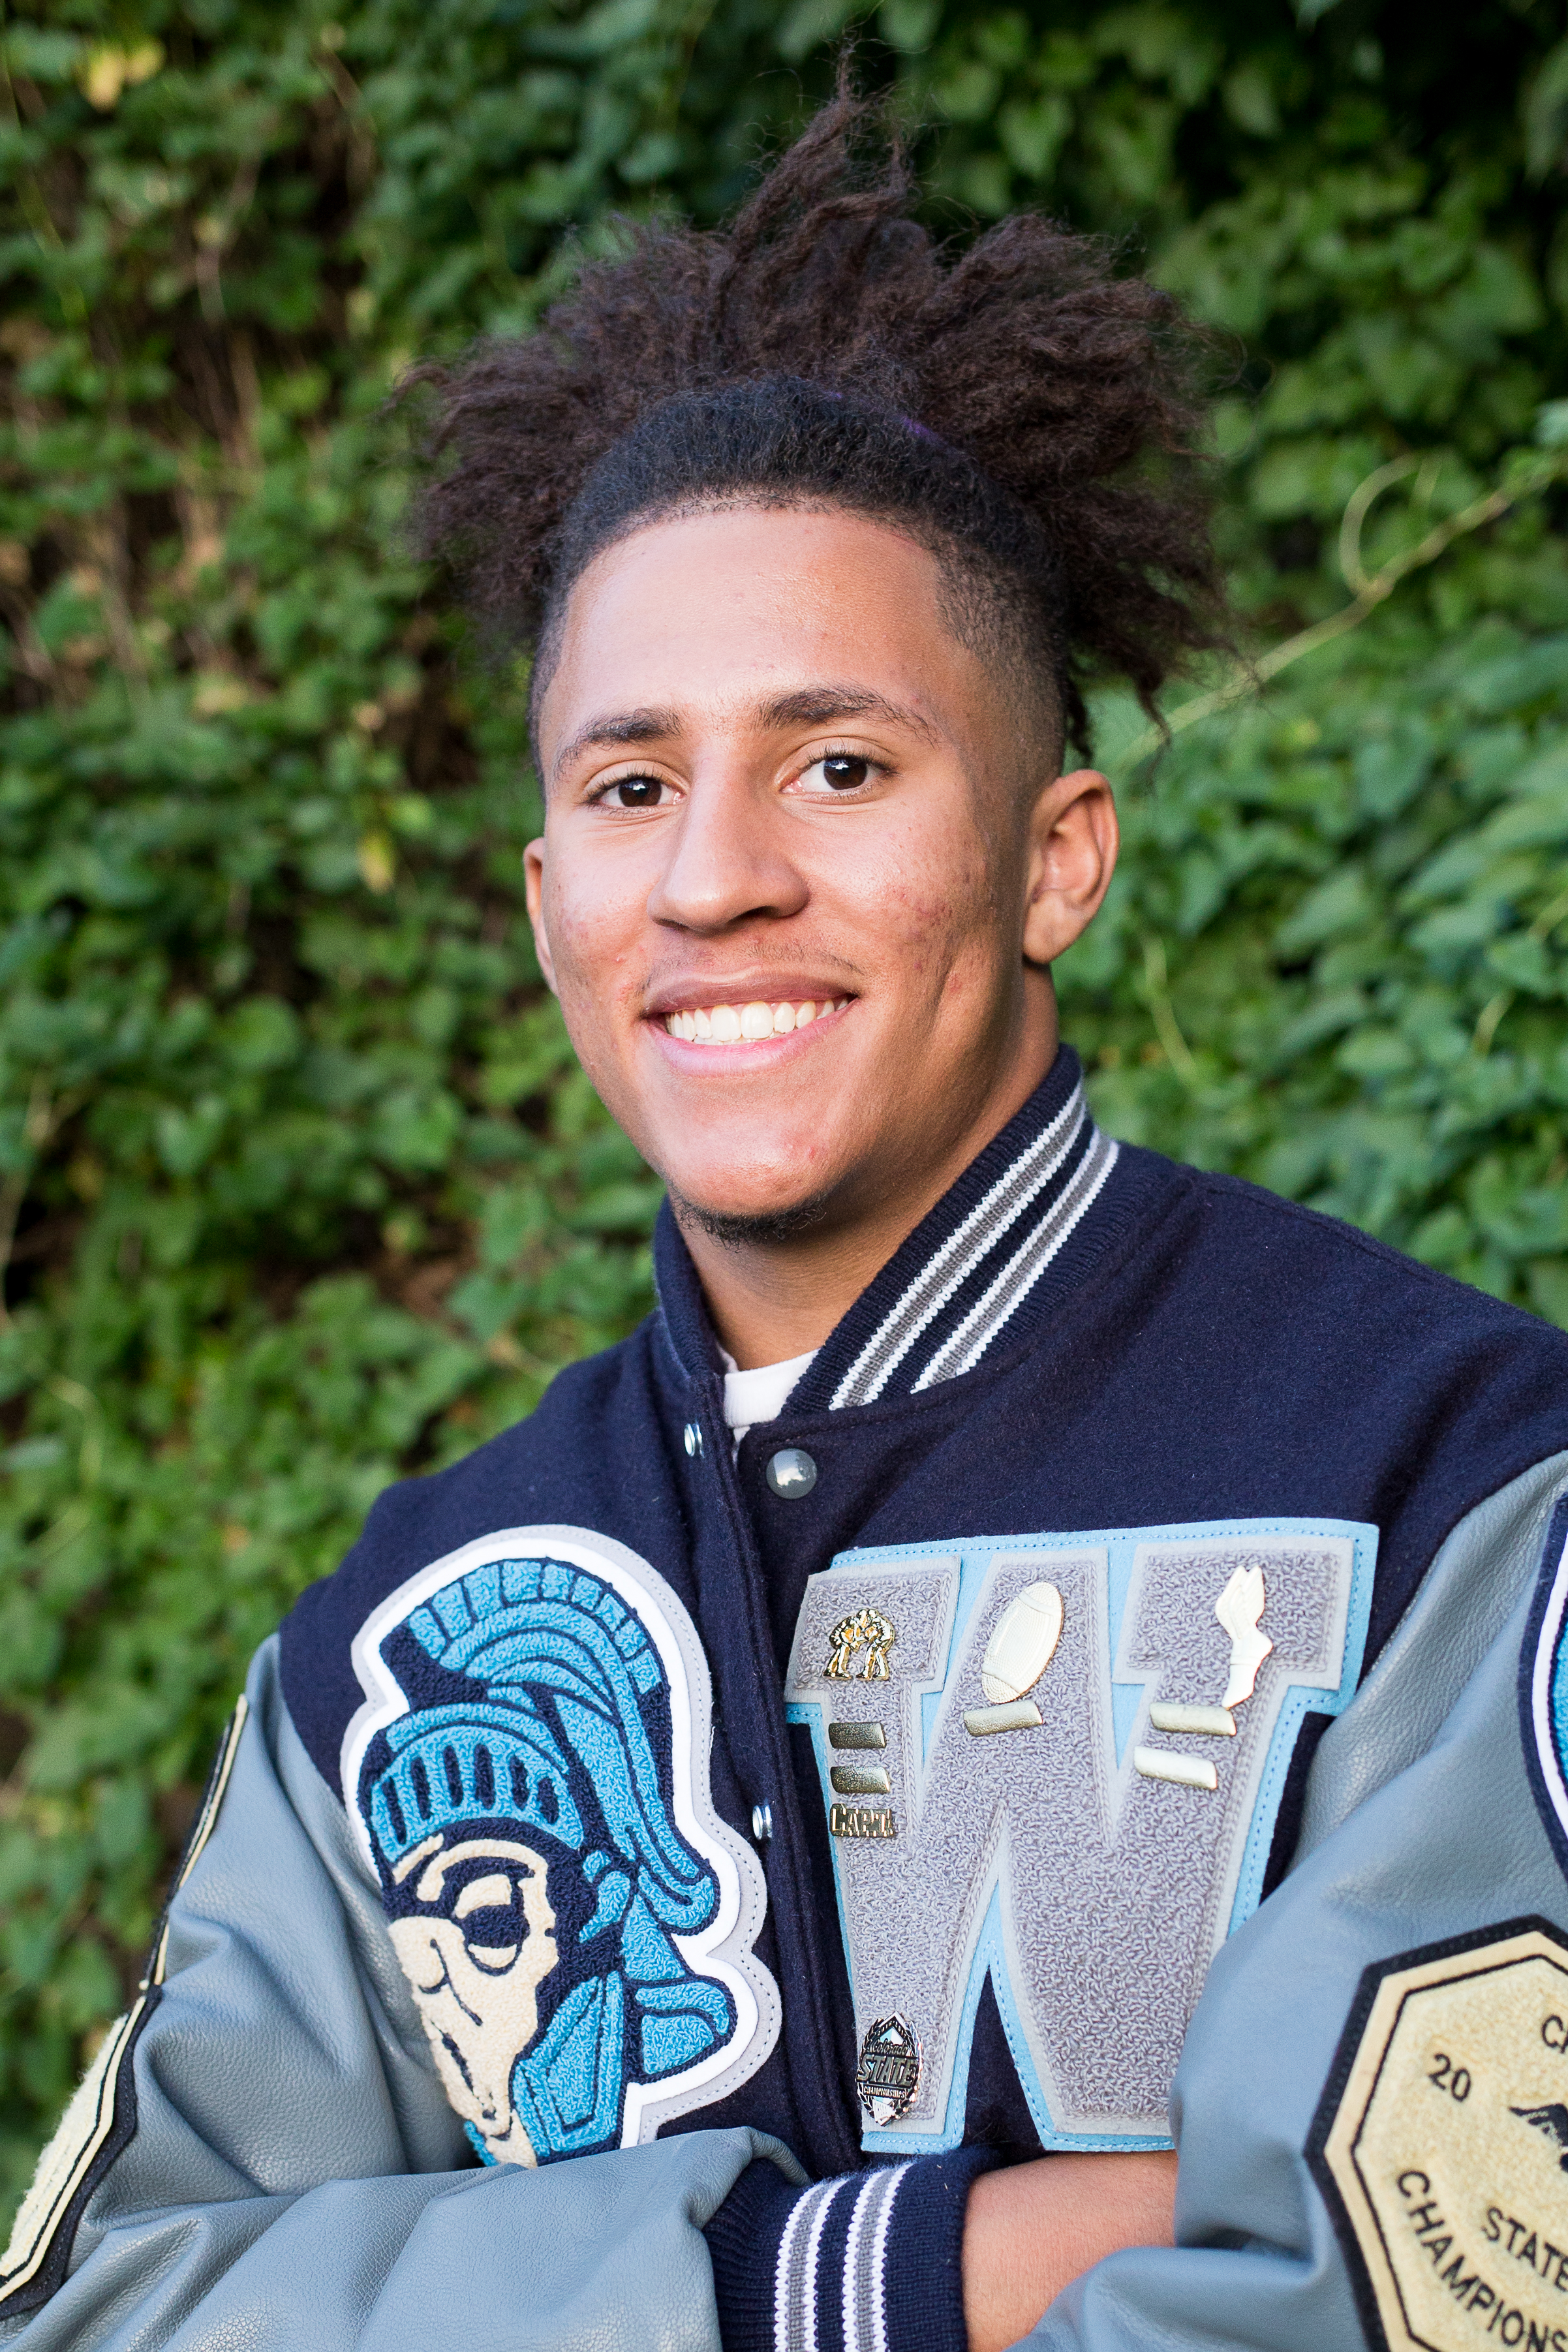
left=671, top=1178, right=837, bottom=1249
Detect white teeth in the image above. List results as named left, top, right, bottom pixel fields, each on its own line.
left=664, top=998, right=846, bottom=1044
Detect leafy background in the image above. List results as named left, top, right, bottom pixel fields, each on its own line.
left=2, top=0, right=1566, bottom=2219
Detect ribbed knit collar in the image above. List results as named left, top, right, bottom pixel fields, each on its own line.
left=653, top=1044, right=1123, bottom=1408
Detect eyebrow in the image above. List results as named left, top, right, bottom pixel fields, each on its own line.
left=550, top=705, right=681, bottom=784
left=756, top=686, right=942, bottom=745
left=549, top=685, right=942, bottom=786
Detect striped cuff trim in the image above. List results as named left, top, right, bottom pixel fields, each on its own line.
left=772, top=2162, right=911, bottom=2352
left=707, top=2146, right=997, bottom=2352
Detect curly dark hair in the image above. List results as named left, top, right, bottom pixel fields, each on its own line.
left=408, top=89, right=1227, bottom=761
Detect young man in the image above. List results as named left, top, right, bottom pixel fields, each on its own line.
left=7, top=97, right=1568, bottom=2352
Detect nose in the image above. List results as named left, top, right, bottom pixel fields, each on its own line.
left=645, top=769, right=808, bottom=935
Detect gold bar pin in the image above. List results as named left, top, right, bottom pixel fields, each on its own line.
left=963, top=1700, right=1043, bottom=1737
left=831, top=1763, right=891, bottom=1795
left=1148, top=1702, right=1235, bottom=1737
left=1133, top=1745, right=1218, bottom=1793
left=829, top=1722, right=887, bottom=1749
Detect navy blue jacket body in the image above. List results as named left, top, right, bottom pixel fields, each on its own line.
left=277, top=1048, right=1568, bottom=2349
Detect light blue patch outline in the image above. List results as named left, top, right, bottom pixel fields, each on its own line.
left=787, top=1514, right=1378, bottom=2154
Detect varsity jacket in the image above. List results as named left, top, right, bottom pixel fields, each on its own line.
left=8, top=1044, right=1568, bottom=2352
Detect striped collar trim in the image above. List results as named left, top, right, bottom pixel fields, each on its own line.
left=653, top=1047, right=1124, bottom=1411
left=833, top=1076, right=1110, bottom=1406
left=791, top=1047, right=1115, bottom=1411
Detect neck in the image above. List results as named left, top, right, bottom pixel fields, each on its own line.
left=675, top=1004, right=1060, bottom=1370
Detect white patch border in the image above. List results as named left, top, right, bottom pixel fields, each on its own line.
left=1528, top=1510, right=1568, bottom=1849
left=341, top=1521, right=779, bottom=2149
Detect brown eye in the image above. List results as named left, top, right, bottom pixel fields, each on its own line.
left=606, top=775, right=666, bottom=809
left=798, top=754, right=873, bottom=794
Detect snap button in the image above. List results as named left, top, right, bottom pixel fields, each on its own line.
left=751, top=1803, right=773, bottom=1842
left=683, top=1422, right=703, bottom=1458
left=766, top=1447, right=817, bottom=1498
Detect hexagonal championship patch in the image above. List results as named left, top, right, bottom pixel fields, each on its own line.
left=1309, top=1918, right=1568, bottom=2352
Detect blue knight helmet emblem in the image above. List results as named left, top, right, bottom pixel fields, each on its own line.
left=352, top=1551, right=738, bottom=2167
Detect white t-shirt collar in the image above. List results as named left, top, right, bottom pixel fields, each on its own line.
left=718, top=1348, right=820, bottom=1447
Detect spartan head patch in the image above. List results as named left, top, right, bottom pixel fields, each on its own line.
left=342, top=1524, right=778, bottom=2167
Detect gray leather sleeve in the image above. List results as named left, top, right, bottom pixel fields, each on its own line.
left=1028, top=1448, right=1568, bottom=2352
left=0, top=1637, right=795, bottom=2352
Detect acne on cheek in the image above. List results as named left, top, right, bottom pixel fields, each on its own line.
left=861, top=866, right=963, bottom=938
left=547, top=884, right=633, bottom=955
left=873, top=827, right=993, bottom=917
left=546, top=909, right=641, bottom=1012
left=880, top=881, right=1000, bottom=980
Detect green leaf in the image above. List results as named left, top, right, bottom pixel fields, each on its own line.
left=1524, top=38, right=1568, bottom=181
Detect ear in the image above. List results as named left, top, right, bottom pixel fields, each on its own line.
left=523, top=839, right=560, bottom=997
left=1021, top=769, right=1119, bottom=967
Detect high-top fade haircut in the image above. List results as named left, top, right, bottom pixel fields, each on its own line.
left=409, top=85, right=1228, bottom=766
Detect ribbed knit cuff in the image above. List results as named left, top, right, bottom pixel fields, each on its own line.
left=705, top=2145, right=998, bottom=2352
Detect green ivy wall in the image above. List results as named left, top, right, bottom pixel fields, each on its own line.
left=1, top=0, right=1565, bottom=2214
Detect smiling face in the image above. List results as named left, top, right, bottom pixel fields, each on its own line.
left=527, top=504, right=1117, bottom=1348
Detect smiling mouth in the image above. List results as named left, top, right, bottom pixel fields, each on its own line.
left=663, top=998, right=850, bottom=1044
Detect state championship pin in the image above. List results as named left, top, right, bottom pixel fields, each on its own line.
left=857, top=2015, right=921, bottom=2127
